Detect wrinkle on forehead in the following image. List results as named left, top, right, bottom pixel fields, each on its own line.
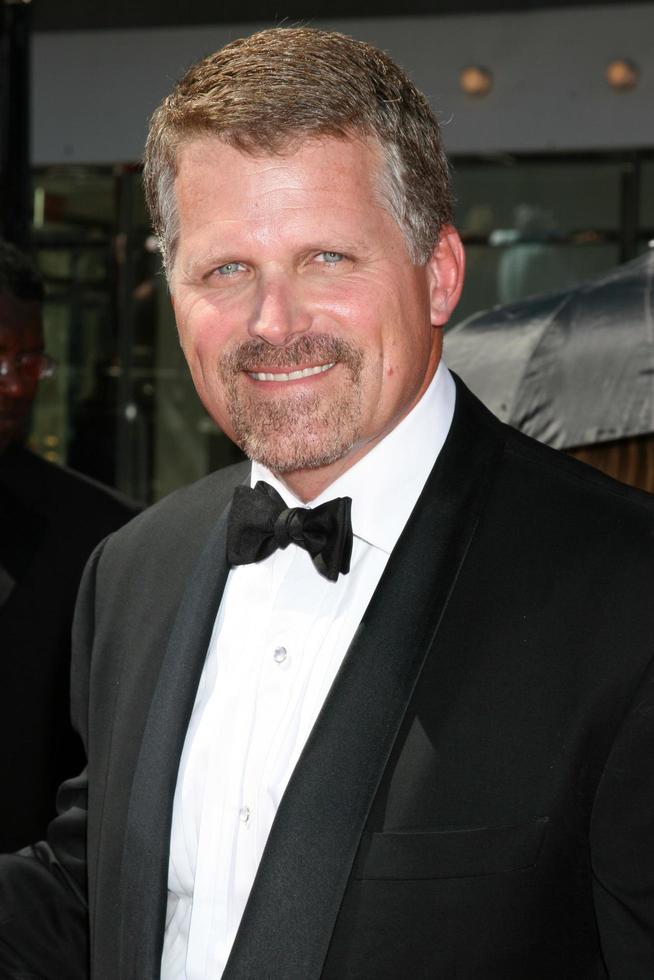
left=172, top=136, right=399, bottom=278
left=175, top=133, right=385, bottom=202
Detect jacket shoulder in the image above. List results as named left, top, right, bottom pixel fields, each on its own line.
left=100, top=460, right=251, bottom=562
left=0, top=447, right=139, bottom=557
left=451, top=379, right=654, bottom=576
left=503, top=421, right=654, bottom=520
left=456, top=377, right=654, bottom=523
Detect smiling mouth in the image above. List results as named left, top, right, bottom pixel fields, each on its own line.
left=247, top=363, right=335, bottom=382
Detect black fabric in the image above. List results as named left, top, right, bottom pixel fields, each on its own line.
left=227, top=480, right=353, bottom=581
left=118, top=495, right=235, bottom=978
left=0, top=446, right=139, bottom=851
left=0, top=848, right=87, bottom=980
left=0, top=480, right=44, bottom=583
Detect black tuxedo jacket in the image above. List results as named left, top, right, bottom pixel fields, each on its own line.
left=1, top=378, right=654, bottom=979
left=0, top=446, right=139, bottom=851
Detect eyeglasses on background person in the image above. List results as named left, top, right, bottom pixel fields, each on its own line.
left=0, top=352, right=57, bottom=382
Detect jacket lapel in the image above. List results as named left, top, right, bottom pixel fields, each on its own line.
left=224, top=382, right=506, bottom=980
left=117, top=486, right=238, bottom=978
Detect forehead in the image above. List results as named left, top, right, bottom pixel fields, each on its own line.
left=0, top=292, right=43, bottom=348
left=174, top=135, right=386, bottom=224
left=170, top=135, right=404, bottom=283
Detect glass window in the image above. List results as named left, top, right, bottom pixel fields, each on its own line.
left=454, top=160, right=623, bottom=235
left=30, top=166, right=241, bottom=504
left=30, top=168, right=117, bottom=472
left=451, top=158, right=624, bottom=325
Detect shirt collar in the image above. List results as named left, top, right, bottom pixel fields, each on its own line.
left=251, top=362, right=456, bottom=555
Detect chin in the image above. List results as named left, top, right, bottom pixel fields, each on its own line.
left=240, top=426, right=357, bottom=475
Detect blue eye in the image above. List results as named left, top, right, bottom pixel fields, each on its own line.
left=216, top=262, right=243, bottom=276
left=320, top=251, right=344, bottom=264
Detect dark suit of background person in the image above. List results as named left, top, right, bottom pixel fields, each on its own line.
left=1, top=29, right=654, bottom=980
left=0, top=445, right=138, bottom=850
left=0, top=239, right=139, bottom=851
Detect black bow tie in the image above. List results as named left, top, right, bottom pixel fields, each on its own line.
left=227, top=480, right=353, bottom=582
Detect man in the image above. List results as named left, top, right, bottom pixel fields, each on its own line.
left=0, top=239, right=138, bottom=851
left=1, top=27, right=653, bottom=979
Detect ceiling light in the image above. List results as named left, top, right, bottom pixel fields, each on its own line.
left=605, top=59, right=638, bottom=91
left=459, top=66, right=493, bottom=98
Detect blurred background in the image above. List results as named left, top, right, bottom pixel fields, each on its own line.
left=2, top=0, right=653, bottom=504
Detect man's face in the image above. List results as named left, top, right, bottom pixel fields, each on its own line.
left=170, top=135, right=463, bottom=499
left=0, top=292, right=43, bottom=454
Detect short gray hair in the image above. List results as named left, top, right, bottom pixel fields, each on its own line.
left=143, top=27, right=454, bottom=273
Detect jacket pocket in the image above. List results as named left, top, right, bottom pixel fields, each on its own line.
left=354, top=816, right=549, bottom=881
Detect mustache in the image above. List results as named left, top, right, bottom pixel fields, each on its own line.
left=219, top=335, right=363, bottom=375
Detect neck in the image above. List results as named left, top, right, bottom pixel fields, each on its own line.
left=272, top=410, right=410, bottom=503
left=275, top=456, right=357, bottom=504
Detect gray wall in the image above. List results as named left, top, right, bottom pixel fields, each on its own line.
left=33, top=3, right=654, bottom=164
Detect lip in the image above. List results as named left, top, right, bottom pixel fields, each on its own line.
left=246, top=362, right=335, bottom=383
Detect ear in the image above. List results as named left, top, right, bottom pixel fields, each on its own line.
left=425, top=225, right=465, bottom=327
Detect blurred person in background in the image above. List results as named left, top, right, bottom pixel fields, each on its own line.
left=0, top=239, right=139, bottom=851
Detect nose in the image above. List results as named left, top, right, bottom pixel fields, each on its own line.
left=0, top=361, right=30, bottom=397
left=248, top=273, right=312, bottom=347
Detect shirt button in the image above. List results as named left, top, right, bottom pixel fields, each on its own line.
left=239, top=806, right=251, bottom=825
left=273, top=646, right=288, bottom=664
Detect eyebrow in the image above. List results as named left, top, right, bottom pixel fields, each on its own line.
left=180, top=252, right=229, bottom=280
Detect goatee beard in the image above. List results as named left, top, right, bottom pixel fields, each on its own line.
left=218, top=335, right=365, bottom=474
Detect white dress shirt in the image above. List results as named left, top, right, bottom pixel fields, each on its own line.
left=161, top=363, right=456, bottom=979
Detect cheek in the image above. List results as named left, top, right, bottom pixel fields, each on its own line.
left=382, top=332, right=430, bottom=389
left=176, top=303, right=234, bottom=374
left=314, top=277, right=386, bottom=332
left=371, top=313, right=435, bottom=410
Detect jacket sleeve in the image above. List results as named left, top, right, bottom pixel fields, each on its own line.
left=0, top=775, right=89, bottom=979
left=0, top=540, right=108, bottom=979
left=590, top=651, right=654, bottom=978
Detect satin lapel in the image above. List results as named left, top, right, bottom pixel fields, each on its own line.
left=118, top=500, right=234, bottom=979
left=223, top=382, right=506, bottom=980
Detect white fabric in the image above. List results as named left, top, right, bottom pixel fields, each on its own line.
left=161, top=363, right=456, bottom=979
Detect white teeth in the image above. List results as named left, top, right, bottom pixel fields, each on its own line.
left=249, top=362, right=334, bottom=382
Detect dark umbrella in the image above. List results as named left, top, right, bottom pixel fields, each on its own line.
left=444, top=250, right=654, bottom=450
